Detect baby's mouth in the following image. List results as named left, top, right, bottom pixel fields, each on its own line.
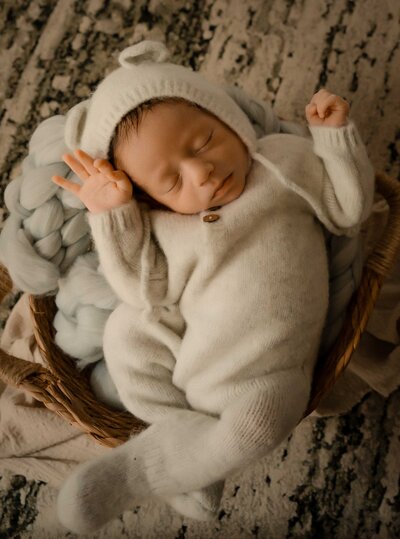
left=212, top=173, right=232, bottom=200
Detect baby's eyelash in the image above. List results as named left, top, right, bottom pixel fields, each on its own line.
left=166, top=173, right=182, bottom=193
left=197, top=130, right=214, bottom=152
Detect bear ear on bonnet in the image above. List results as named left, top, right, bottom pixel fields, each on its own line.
left=64, top=41, right=170, bottom=151
left=118, top=40, right=170, bottom=67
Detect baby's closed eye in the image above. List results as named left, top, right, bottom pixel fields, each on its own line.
left=196, top=130, right=214, bottom=153
left=166, top=174, right=182, bottom=193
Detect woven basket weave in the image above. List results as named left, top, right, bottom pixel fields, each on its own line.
left=0, top=171, right=400, bottom=448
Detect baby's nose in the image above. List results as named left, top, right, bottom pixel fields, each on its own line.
left=182, top=158, right=214, bottom=186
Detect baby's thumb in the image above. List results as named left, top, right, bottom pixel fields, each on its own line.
left=305, top=103, right=317, bottom=116
left=113, top=171, right=133, bottom=193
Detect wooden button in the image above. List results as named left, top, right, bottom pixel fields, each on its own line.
left=203, top=213, right=220, bottom=223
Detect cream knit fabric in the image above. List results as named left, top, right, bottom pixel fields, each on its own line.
left=87, top=122, right=374, bottom=419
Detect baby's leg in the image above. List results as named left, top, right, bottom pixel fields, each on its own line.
left=103, top=303, right=224, bottom=519
left=102, top=302, right=189, bottom=422
left=57, top=368, right=310, bottom=533
left=57, top=303, right=224, bottom=530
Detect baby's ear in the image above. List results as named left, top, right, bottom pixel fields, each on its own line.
left=64, top=100, right=90, bottom=150
left=118, top=40, right=170, bottom=67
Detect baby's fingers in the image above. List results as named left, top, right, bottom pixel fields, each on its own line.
left=63, top=153, right=91, bottom=181
left=94, top=159, right=114, bottom=175
left=92, top=160, right=132, bottom=193
left=316, top=94, right=339, bottom=118
left=311, top=91, right=348, bottom=119
left=305, top=103, right=318, bottom=116
left=75, top=149, right=99, bottom=176
left=63, top=149, right=99, bottom=179
left=51, top=175, right=81, bottom=195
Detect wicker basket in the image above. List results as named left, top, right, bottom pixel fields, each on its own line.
left=1, top=171, right=400, bottom=448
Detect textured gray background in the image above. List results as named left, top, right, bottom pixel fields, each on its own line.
left=0, top=0, right=399, bottom=537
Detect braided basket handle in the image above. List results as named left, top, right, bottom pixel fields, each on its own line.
left=0, top=346, right=53, bottom=396
left=366, top=171, right=400, bottom=276
left=305, top=171, right=400, bottom=415
left=0, top=265, right=56, bottom=397
left=0, top=265, right=13, bottom=303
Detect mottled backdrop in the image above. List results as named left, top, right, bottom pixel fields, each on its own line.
left=0, top=0, right=399, bottom=538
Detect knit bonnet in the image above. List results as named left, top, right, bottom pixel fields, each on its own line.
left=64, top=40, right=258, bottom=159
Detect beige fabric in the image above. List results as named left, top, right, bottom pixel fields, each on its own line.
left=0, top=200, right=399, bottom=485
left=0, top=294, right=109, bottom=489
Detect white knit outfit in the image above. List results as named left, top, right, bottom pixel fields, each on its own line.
left=89, top=124, right=374, bottom=423
left=56, top=41, right=375, bottom=533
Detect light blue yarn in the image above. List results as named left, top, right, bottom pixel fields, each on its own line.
left=0, top=116, right=90, bottom=294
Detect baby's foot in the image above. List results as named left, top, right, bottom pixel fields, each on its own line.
left=166, top=481, right=224, bottom=521
left=56, top=450, right=148, bottom=534
left=57, top=452, right=223, bottom=532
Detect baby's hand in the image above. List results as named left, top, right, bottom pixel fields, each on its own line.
left=305, top=89, right=350, bottom=127
left=52, top=149, right=133, bottom=214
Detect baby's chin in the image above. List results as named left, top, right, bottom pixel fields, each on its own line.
left=212, top=175, right=247, bottom=209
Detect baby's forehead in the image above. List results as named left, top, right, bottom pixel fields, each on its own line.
left=125, top=101, right=216, bottom=141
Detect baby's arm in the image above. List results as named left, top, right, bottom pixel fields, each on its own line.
left=305, top=89, right=375, bottom=230
left=52, top=150, right=168, bottom=307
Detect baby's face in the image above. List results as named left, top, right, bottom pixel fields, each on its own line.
left=113, top=101, right=251, bottom=214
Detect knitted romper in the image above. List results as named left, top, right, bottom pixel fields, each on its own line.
left=87, top=123, right=374, bottom=495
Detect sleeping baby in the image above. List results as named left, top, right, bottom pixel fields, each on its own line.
left=52, top=40, right=375, bottom=533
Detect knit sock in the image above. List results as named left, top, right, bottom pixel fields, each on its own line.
left=56, top=449, right=146, bottom=534
left=57, top=384, right=305, bottom=534
left=56, top=438, right=224, bottom=534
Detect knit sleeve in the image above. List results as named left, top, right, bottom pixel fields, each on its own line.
left=87, top=200, right=168, bottom=308
left=308, top=121, right=375, bottom=231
